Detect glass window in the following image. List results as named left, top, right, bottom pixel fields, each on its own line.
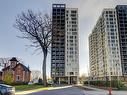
left=71, top=11, right=77, bottom=13
left=16, top=75, right=20, bottom=81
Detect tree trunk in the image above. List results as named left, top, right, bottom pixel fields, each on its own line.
left=42, top=50, right=47, bottom=86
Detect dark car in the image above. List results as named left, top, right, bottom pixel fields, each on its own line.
left=0, top=84, right=15, bottom=95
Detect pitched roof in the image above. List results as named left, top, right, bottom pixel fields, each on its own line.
left=13, top=63, right=31, bottom=72
left=2, top=66, right=10, bottom=71
left=2, top=63, right=31, bottom=72
left=10, top=57, right=18, bottom=62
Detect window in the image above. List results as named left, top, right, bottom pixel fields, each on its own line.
left=72, top=25, right=77, bottom=27
left=71, top=18, right=77, bottom=20
left=71, top=14, right=76, bottom=17
left=70, top=72, right=74, bottom=75
left=109, top=11, right=112, bottom=14
left=110, top=18, right=113, bottom=21
left=111, top=40, right=115, bottom=43
left=71, top=11, right=77, bottom=13
left=16, top=75, right=20, bottom=81
left=111, top=36, right=115, bottom=39
left=110, top=29, right=114, bottom=31
left=111, top=32, right=114, bottom=35
left=72, top=32, right=77, bottom=35
left=109, top=15, right=113, bottom=17
left=70, top=40, right=73, bottom=42
left=70, top=36, right=73, bottom=39
left=72, top=21, right=76, bottom=24
left=110, top=22, right=113, bottom=24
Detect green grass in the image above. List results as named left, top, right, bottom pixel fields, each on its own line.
left=15, top=84, right=45, bottom=91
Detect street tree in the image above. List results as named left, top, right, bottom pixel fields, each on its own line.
left=31, top=70, right=41, bottom=81
left=79, top=73, right=86, bottom=84
left=3, top=71, right=13, bottom=85
left=14, top=10, right=52, bottom=86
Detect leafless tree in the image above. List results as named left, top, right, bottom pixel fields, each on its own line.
left=14, top=10, right=52, bottom=86
left=79, top=73, right=86, bottom=84
left=31, top=70, right=41, bottom=81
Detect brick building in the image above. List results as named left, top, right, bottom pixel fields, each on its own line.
left=2, top=57, right=31, bottom=83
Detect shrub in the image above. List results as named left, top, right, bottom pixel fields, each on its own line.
left=3, top=72, right=13, bottom=85
left=84, top=80, right=125, bottom=88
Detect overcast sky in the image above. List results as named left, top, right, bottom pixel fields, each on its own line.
left=0, top=0, right=127, bottom=77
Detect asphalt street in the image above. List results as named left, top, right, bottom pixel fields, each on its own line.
left=16, top=86, right=127, bottom=95
left=26, top=86, right=86, bottom=95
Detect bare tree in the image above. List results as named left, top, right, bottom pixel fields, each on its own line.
left=14, top=10, right=52, bottom=86
left=79, top=73, right=86, bottom=84
left=31, top=70, right=41, bottom=81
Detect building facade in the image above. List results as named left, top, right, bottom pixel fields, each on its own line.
left=2, top=57, right=31, bottom=83
left=89, top=8, right=123, bottom=81
left=65, top=8, right=79, bottom=84
left=51, top=4, right=79, bottom=84
left=116, top=5, right=127, bottom=76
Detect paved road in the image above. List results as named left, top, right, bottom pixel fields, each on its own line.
left=17, top=86, right=127, bottom=95
left=26, top=86, right=86, bottom=95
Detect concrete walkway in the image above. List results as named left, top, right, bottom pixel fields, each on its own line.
left=81, top=85, right=106, bottom=91
left=80, top=85, right=127, bottom=95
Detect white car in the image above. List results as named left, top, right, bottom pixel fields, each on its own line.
left=0, top=84, right=15, bottom=95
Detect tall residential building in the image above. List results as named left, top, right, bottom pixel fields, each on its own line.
left=51, top=4, right=66, bottom=84
left=51, top=4, right=79, bottom=84
left=116, top=5, right=127, bottom=76
left=65, top=8, right=79, bottom=84
left=89, top=8, right=122, bottom=81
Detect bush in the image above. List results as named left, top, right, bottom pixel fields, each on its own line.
left=84, top=80, right=124, bottom=88
left=6, top=82, right=28, bottom=86
left=12, top=82, right=28, bottom=86
left=3, top=72, right=13, bottom=85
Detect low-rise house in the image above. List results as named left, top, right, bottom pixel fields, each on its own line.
left=2, top=57, right=31, bottom=84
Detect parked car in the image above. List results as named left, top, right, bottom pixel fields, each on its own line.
left=0, top=84, right=15, bottom=95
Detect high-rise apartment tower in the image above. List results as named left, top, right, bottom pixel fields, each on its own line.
left=51, top=4, right=79, bottom=84
left=116, top=5, right=127, bottom=76
left=89, top=8, right=122, bottom=81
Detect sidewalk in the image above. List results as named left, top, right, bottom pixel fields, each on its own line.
left=78, top=85, right=127, bottom=95
left=81, top=85, right=106, bottom=91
